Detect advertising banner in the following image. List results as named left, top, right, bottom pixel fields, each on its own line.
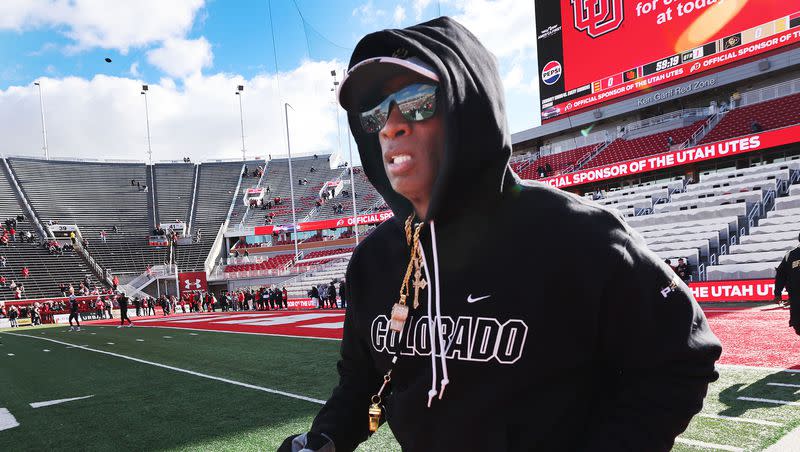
left=541, top=125, right=800, bottom=188
left=689, top=279, right=788, bottom=302
left=297, top=211, right=394, bottom=232
left=178, top=272, right=208, bottom=296
left=535, top=1, right=800, bottom=121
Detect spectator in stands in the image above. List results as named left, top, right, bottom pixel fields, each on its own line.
left=282, top=18, right=722, bottom=452
left=675, top=258, right=690, bottom=282
left=773, top=233, right=800, bottom=335
left=112, top=275, right=119, bottom=290
left=667, top=135, right=674, bottom=147
left=21, top=267, right=29, bottom=278
left=544, top=162, right=552, bottom=176
left=750, top=120, right=763, bottom=133
left=0, top=255, right=5, bottom=267
left=100, top=230, right=107, bottom=243
left=131, top=179, right=136, bottom=186
left=0, top=275, right=5, bottom=288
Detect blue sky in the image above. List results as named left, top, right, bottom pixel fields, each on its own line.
left=0, top=0, right=539, bottom=162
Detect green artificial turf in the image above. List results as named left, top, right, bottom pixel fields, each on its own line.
left=3, top=325, right=800, bottom=451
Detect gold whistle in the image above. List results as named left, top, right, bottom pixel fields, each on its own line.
left=368, top=398, right=382, bottom=432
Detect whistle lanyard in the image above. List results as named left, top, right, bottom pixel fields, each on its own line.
left=368, top=214, right=426, bottom=433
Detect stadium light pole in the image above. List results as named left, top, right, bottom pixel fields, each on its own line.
left=141, top=85, right=153, bottom=164
left=235, top=85, right=246, bottom=161
left=284, top=102, right=300, bottom=258
left=331, top=69, right=360, bottom=244
left=33, top=82, right=49, bottom=160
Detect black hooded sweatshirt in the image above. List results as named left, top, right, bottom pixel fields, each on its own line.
left=310, top=17, right=722, bottom=452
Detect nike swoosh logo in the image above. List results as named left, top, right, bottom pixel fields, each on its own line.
left=467, top=294, right=491, bottom=304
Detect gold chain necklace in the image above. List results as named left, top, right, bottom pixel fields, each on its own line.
left=369, top=213, right=428, bottom=433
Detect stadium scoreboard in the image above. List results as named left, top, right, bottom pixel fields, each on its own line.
left=535, top=0, right=800, bottom=122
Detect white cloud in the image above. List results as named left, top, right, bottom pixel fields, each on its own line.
left=413, top=0, right=432, bottom=20
left=146, top=37, right=213, bottom=79
left=393, top=5, right=406, bottom=25
left=0, top=60, right=348, bottom=163
left=129, top=62, right=140, bottom=78
left=449, top=0, right=541, bottom=131
left=352, top=1, right=387, bottom=25
left=0, top=0, right=204, bottom=53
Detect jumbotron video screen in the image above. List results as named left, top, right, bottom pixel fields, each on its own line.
left=535, top=0, right=800, bottom=121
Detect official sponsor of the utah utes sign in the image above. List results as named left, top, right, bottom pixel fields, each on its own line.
left=541, top=61, right=562, bottom=85
left=572, top=0, right=624, bottom=38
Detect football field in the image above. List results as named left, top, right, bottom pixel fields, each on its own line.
left=1, top=307, right=800, bottom=451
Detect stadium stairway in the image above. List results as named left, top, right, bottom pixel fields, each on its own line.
left=8, top=158, right=170, bottom=276
left=0, top=161, right=100, bottom=300
left=611, top=157, right=800, bottom=281
left=699, top=92, right=800, bottom=145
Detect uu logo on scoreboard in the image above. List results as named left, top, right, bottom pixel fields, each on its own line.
left=571, top=0, right=624, bottom=38
left=542, top=61, right=562, bottom=85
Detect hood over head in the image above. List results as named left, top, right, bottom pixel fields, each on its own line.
left=342, top=16, right=515, bottom=224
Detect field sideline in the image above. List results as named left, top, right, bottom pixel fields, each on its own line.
left=1, top=306, right=800, bottom=451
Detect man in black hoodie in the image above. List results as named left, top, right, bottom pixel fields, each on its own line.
left=281, top=17, right=721, bottom=452
left=774, top=233, right=800, bottom=334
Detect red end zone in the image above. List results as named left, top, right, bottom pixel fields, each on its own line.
left=91, top=306, right=800, bottom=369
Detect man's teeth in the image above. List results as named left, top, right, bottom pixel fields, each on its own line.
left=392, top=155, right=411, bottom=164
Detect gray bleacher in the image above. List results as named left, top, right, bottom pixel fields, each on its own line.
left=174, top=162, right=244, bottom=271
left=698, top=159, right=800, bottom=281
left=154, top=163, right=195, bottom=224
left=9, top=158, right=167, bottom=276
left=309, top=167, right=385, bottom=222
left=0, top=160, right=100, bottom=300
left=238, top=156, right=343, bottom=229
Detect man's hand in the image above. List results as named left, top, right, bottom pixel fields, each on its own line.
left=277, top=432, right=334, bottom=452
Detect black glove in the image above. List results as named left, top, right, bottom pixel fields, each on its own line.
left=277, top=432, right=334, bottom=452
left=277, top=435, right=299, bottom=452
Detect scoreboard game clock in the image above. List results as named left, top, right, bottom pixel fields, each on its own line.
left=535, top=1, right=800, bottom=122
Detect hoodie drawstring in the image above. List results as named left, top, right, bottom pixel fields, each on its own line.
left=418, top=220, right=450, bottom=407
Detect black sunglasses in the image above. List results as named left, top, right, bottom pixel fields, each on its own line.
left=359, top=83, right=438, bottom=134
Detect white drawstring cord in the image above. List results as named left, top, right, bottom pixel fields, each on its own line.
left=429, top=220, right=450, bottom=400
left=418, top=238, right=438, bottom=408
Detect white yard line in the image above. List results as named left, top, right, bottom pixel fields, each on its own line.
left=30, top=395, right=95, bottom=408
left=123, top=325, right=342, bottom=341
left=738, top=397, right=800, bottom=407
left=3, top=332, right=325, bottom=405
left=717, top=364, right=800, bottom=374
left=0, top=408, right=19, bottom=431
left=698, top=413, right=782, bottom=426
left=674, top=437, right=743, bottom=451
left=767, top=382, right=800, bottom=389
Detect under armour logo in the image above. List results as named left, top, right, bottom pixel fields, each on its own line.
left=184, top=279, right=201, bottom=290
left=571, top=0, right=624, bottom=39
left=392, top=47, right=409, bottom=59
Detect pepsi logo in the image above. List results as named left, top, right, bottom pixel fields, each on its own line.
left=542, top=61, right=562, bottom=86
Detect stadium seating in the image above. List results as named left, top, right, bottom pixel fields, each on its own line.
left=517, top=144, right=598, bottom=179
left=0, top=161, right=100, bottom=300
left=582, top=120, right=706, bottom=170
left=153, top=163, right=194, bottom=225
left=285, top=260, right=349, bottom=299
left=8, top=158, right=167, bottom=277
left=174, top=162, right=244, bottom=271
left=699, top=92, right=800, bottom=144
